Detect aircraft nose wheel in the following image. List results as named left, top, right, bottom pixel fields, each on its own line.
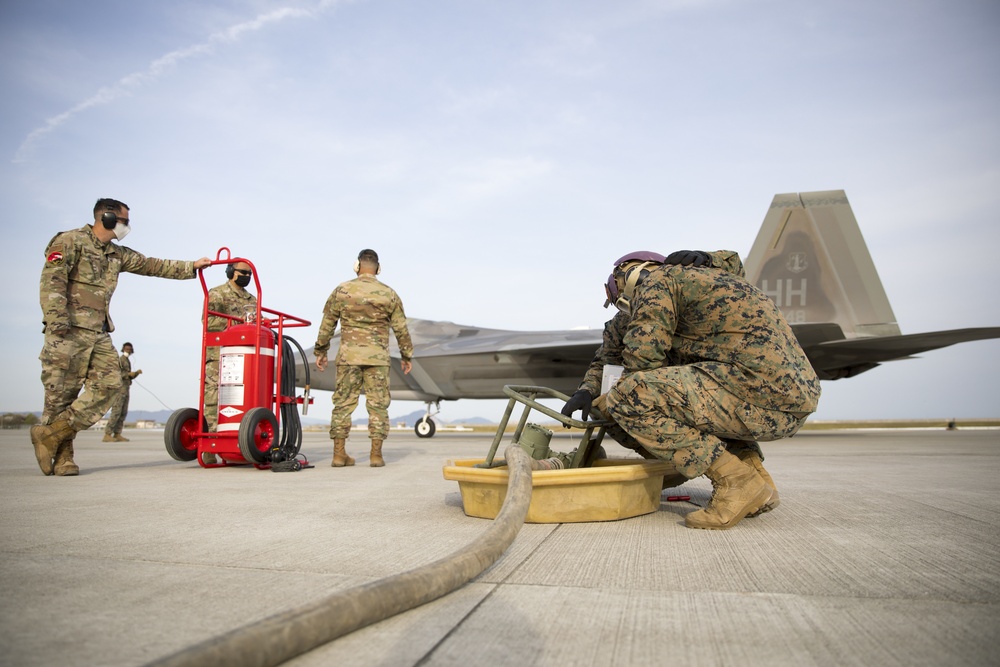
left=415, top=416, right=436, bottom=438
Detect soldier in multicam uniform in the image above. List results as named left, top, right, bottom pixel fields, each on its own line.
left=203, top=261, right=257, bottom=462
left=103, top=342, right=141, bottom=442
left=33, top=198, right=211, bottom=476
left=314, top=249, right=413, bottom=468
left=563, top=249, right=820, bottom=530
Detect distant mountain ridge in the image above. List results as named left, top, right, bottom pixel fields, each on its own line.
left=120, top=408, right=493, bottom=426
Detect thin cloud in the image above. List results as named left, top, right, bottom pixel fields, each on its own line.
left=13, top=4, right=334, bottom=163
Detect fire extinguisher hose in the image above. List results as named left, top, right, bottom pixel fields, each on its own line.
left=277, top=336, right=303, bottom=454
left=145, top=444, right=534, bottom=667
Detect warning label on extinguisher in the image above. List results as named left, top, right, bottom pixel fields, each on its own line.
left=220, top=353, right=246, bottom=405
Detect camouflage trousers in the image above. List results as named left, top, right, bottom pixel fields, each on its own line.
left=605, top=366, right=808, bottom=479
left=104, top=386, right=131, bottom=436
left=330, top=365, right=391, bottom=440
left=592, top=397, right=765, bottom=464
left=203, top=355, right=220, bottom=431
left=38, top=328, right=123, bottom=431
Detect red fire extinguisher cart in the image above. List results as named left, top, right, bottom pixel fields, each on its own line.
left=164, top=249, right=313, bottom=468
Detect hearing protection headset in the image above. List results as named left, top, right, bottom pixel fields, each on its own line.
left=101, top=207, right=120, bottom=230
left=226, top=263, right=236, bottom=280
left=604, top=251, right=666, bottom=312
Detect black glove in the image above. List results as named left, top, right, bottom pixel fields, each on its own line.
left=561, top=389, right=593, bottom=421
left=664, top=250, right=712, bottom=267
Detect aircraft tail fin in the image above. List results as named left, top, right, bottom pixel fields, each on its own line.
left=744, top=190, right=901, bottom=340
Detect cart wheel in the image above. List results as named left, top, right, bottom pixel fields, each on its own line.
left=165, top=408, right=201, bottom=462
left=239, top=407, right=278, bottom=464
left=415, top=417, right=436, bottom=438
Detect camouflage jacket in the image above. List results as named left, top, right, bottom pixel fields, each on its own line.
left=119, top=353, right=139, bottom=387
left=40, top=225, right=196, bottom=334
left=622, top=254, right=820, bottom=413
left=314, top=274, right=413, bottom=366
left=580, top=251, right=747, bottom=396
left=206, top=281, right=257, bottom=332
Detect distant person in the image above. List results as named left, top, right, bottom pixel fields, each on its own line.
left=203, top=261, right=257, bottom=466
left=103, top=342, right=141, bottom=442
left=33, top=198, right=211, bottom=476
left=314, top=249, right=413, bottom=468
left=562, top=249, right=820, bottom=530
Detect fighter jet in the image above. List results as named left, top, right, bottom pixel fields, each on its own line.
left=296, top=190, right=1000, bottom=436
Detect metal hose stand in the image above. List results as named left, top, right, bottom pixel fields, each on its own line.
left=146, top=444, right=534, bottom=667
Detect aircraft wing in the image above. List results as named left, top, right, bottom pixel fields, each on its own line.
left=295, top=319, right=602, bottom=402
left=793, top=324, right=1000, bottom=380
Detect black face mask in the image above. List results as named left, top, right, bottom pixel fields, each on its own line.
left=235, top=274, right=251, bottom=288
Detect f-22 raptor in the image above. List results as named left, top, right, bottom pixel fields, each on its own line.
left=296, top=190, right=1000, bottom=437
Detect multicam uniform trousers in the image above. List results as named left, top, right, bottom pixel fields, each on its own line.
left=329, top=365, right=391, bottom=440
left=38, top=328, right=123, bottom=431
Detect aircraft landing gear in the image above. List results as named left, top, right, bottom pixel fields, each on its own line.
left=415, top=417, right=436, bottom=438
left=414, top=400, right=441, bottom=438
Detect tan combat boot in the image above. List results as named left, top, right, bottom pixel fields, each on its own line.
left=30, top=419, right=75, bottom=476
left=113, top=434, right=130, bottom=442
left=332, top=438, right=355, bottom=467
left=738, top=451, right=780, bottom=516
left=102, top=434, right=115, bottom=442
left=685, top=450, right=771, bottom=530
left=54, top=439, right=80, bottom=476
left=370, top=439, right=385, bottom=467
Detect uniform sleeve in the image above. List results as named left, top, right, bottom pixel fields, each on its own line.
left=621, top=274, right=679, bottom=372
left=118, top=245, right=196, bottom=280
left=39, top=233, right=73, bottom=331
left=708, top=250, right=745, bottom=278
left=119, top=355, right=129, bottom=379
left=313, top=290, right=341, bottom=355
left=389, top=295, right=414, bottom=361
left=205, top=286, right=229, bottom=332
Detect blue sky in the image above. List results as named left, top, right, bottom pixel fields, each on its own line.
left=2, top=0, right=998, bottom=423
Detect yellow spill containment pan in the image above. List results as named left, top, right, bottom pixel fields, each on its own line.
left=442, top=457, right=677, bottom=523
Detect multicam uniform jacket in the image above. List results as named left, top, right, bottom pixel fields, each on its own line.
left=40, top=225, right=197, bottom=334
left=206, top=281, right=257, bottom=333
left=314, top=274, right=414, bottom=366
left=119, top=353, right=139, bottom=386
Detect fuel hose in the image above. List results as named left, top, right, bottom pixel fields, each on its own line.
left=146, top=444, right=534, bottom=667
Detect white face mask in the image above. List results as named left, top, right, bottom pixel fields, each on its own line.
left=113, top=223, right=131, bottom=241
left=122, top=351, right=130, bottom=357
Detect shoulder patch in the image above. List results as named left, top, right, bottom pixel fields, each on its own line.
left=46, top=251, right=64, bottom=263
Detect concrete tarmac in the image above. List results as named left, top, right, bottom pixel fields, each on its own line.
left=1, top=427, right=998, bottom=666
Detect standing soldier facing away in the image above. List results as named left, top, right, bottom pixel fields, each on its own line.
left=33, top=198, right=211, bottom=476
left=203, top=261, right=257, bottom=465
left=103, top=342, right=141, bottom=442
left=314, top=249, right=413, bottom=468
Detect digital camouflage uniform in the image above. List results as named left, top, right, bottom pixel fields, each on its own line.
left=603, top=251, right=820, bottom=479
left=203, top=281, right=257, bottom=431
left=38, top=225, right=196, bottom=431
left=104, top=352, right=140, bottom=437
left=314, top=274, right=413, bottom=440
left=580, top=252, right=759, bottom=458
